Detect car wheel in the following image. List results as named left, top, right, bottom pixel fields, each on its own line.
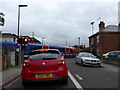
left=22, top=80, right=29, bottom=87
left=76, top=61, right=78, bottom=64
left=61, top=77, right=68, bottom=85
left=75, top=59, right=78, bottom=64
left=81, top=60, right=85, bottom=67
left=99, top=63, right=102, bottom=67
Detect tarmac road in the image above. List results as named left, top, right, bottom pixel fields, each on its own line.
left=4, top=58, right=119, bottom=90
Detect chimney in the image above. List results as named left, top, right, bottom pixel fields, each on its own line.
left=99, top=21, right=105, bottom=31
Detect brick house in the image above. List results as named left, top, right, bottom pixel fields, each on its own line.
left=88, top=21, right=120, bottom=56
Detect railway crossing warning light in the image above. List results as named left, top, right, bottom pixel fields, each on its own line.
left=17, top=36, right=30, bottom=46
left=80, top=45, right=85, bottom=49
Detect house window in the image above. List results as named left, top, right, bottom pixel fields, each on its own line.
left=91, top=38, right=94, bottom=44
left=97, top=35, right=99, bottom=43
left=96, top=47, right=100, bottom=55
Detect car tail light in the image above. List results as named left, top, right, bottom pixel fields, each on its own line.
left=58, top=60, right=65, bottom=65
left=22, top=62, right=30, bottom=67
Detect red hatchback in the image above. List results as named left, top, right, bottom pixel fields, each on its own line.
left=21, top=49, right=68, bottom=87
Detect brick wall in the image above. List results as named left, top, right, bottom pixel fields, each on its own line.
left=100, top=33, right=120, bottom=54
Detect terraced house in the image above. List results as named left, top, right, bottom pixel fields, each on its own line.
left=89, top=21, right=120, bottom=56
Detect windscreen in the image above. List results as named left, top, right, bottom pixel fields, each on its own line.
left=29, top=50, right=60, bottom=55
left=80, top=53, right=95, bottom=57
left=29, top=53, right=60, bottom=60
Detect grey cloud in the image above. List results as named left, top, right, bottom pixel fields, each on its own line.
left=0, top=1, right=118, bottom=47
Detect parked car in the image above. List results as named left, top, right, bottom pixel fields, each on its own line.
left=103, top=51, right=120, bottom=58
left=21, top=49, right=68, bottom=87
left=75, top=52, right=101, bottom=67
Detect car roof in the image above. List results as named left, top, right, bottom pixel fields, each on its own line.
left=79, top=52, right=92, bottom=54
left=107, top=51, right=120, bottom=53
left=111, top=51, right=120, bottom=52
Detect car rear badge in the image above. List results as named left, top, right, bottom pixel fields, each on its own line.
left=42, top=62, right=46, bottom=65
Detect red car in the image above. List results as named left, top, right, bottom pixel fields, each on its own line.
left=21, top=49, right=68, bottom=87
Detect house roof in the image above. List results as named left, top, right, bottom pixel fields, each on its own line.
left=89, top=25, right=120, bottom=38
left=2, top=33, right=16, bottom=35
left=102, top=25, right=118, bottom=32
left=22, top=36, right=41, bottom=44
left=2, top=33, right=17, bottom=37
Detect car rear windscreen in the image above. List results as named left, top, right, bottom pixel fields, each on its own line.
left=29, top=50, right=60, bottom=56
left=29, top=53, right=60, bottom=60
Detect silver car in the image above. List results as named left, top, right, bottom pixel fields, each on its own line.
left=103, top=51, right=120, bottom=58
left=75, top=52, right=101, bottom=67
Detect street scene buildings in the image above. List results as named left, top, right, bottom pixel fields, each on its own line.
left=0, top=1, right=120, bottom=89
left=89, top=21, right=120, bottom=56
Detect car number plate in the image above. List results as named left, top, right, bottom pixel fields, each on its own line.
left=36, top=74, right=53, bottom=78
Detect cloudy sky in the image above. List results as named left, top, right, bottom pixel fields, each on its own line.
left=0, top=0, right=119, bottom=47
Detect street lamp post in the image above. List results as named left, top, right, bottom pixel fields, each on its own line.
left=91, top=22, right=94, bottom=35
left=78, top=37, right=80, bottom=52
left=17, top=5, right=27, bottom=65
left=78, top=37, right=80, bottom=46
left=18, top=5, right=27, bottom=37
left=42, top=38, right=45, bottom=45
left=65, top=41, right=67, bottom=47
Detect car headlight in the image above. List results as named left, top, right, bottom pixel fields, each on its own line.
left=97, top=59, right=101, bottom=62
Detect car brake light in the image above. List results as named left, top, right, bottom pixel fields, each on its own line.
left=22, top=62, right=30, bottom=67
left=58, top=61, right=65, bottom=65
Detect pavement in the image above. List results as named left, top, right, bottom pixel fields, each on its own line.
left=0, top=64, right=22, bottom=89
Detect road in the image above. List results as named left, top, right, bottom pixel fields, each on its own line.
left=4, top=58, right=119, bottom=90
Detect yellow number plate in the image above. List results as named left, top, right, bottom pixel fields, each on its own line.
left=36, top=74, right=53, bottom=78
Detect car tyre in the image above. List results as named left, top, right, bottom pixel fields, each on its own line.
left=99, top=63, right=102, bottom=67
left=75, top=59, right=78, bottom=64
left=22, top=80, right=29, bottom=87
left=75, top=61, right=78, bottom=64
left=81, top=60, right=85, bottom=67
left=61, top=77, right=68, bottom=85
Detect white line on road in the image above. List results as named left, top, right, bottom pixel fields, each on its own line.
left=75, top=74, right=83, bottom=80
left=68, top=71, right=83, bottom=90
left=4, top=77, right=21, bottom=88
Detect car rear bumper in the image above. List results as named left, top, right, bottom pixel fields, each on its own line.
left=22, top=76, right=68, bottom=83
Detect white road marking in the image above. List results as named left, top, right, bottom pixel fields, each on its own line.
left=75, top=74, right=83, bottom=80
left=4, top=77, right=20, bottom=88
left=68, top=71, right=83, bottom=90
